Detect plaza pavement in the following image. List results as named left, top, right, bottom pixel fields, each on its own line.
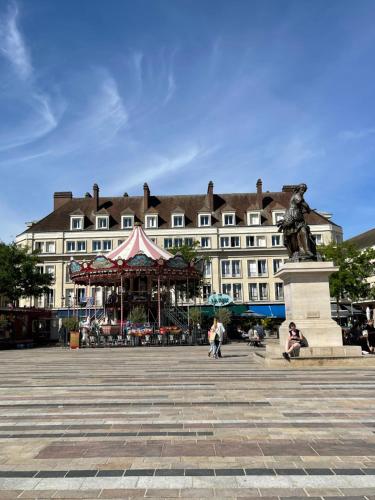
left=1, top=343, right=375, bottom=499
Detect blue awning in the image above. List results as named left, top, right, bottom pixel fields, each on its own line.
left=248, top=304, right=285, bottom=318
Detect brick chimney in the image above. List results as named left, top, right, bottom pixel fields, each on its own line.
left=53, top=192, right=72, bottom=211
left=256, top=178, right=262, bottom=209
left=93, top=183, right=99, bottom=211
left=143, top=183, right=150, bottom=212
left=207, top=180, right=214, bottom=211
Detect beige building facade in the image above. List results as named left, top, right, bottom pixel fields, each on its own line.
left=16, top=180, right=343, bottom=315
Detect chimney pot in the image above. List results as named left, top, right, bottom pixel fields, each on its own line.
left=53, top=191, right=72, bottom=210
left=143, top=182, right=150, bottom=211
left=93, top=183, right=99, bottom=211
left=207, top=181, right=214, bottom=211
left=256, top=179, right=263, bottom=208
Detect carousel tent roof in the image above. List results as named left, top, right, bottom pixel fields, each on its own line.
left=106, top=223, right=173, bottom=261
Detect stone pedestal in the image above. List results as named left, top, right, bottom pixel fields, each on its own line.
left=276, top=261, right=343, bottom=348
left=264, top=261, right=362, bottom=363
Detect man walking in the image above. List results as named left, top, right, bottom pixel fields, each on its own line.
left=215, top=319, right=225, bottom=359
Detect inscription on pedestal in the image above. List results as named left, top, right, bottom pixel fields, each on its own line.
left=306, top=311, right=320, bottom=319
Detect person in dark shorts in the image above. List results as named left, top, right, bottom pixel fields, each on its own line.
left=365, top=320, right=375, bottom=354
left=282, top=322, right=305, bottom=361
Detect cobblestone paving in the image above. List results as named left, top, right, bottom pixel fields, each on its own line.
left=1, top=344, right=375, bottom=499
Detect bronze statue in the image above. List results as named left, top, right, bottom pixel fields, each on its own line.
left=277, top=183, right=319, bottom=261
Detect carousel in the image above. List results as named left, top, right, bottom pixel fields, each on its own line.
left=69, top=223, right=204, bottom=346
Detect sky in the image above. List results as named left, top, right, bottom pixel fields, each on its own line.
left=0, top=0, right=375, bottom=242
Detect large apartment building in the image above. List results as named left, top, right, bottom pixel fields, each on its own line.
left=16, top=180, right=343, bottom=315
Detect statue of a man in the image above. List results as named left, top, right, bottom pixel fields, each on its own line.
left=277, top=183, right=318, bottom=261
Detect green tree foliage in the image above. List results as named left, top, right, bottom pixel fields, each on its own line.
left=189, top=307, right=202, bottom=326
left=62, top=317, right=80, bottom=332
left=170, top=240, right=208, bottom=299
left=319, top=242, right=375, bottom=303
left=215, top=307, right=232, bottom=326
left=129, top=305, right=147, bottom=324
left=0, top=243, right=53, bottom=305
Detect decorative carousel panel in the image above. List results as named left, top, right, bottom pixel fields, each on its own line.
left=127, top=253, right=155, bottom=267
left=193, top=257, right=205, bottom=273
left=91, top=256, right=115, bottom=269
left=167, top=255, right=188, bottom=269
left=69, top=260, right=82, bottom=274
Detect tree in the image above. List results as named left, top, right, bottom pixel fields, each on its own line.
left=129, top=305, right=147, bottom=324
left=0, top=242, right=53, bottom=305
left=215, top=307, right=232, bottom=326
left=319, top=242, right=375, bottom=309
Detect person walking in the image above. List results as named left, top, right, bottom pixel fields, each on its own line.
left=208, top=319, right=217, bottom=358
left=214, top=319, right=225, bottom=359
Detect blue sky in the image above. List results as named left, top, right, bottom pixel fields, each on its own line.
left=0, top=0, right=375, bottom=241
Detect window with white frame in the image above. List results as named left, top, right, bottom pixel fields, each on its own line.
left=70, top=216, right=83, bottom=230
left=34, top=241, right=55, bottom=254
left=77, top=288, right=86, bottom=304
left=66, top=240, right=86, bottom=252
left=220, top=236, right=240, bottom=248
left=247, top=212, right=260, bottom=226
left=313, top=233, right=323, bottom=245
left=66, top=241, right=75, bottom=252
left=272, top=234, right=282, bottom=246
left=221, top=260, right=231, bottom=277
left=259, top=283, right=269, bottom=300
left=222, top=283, right=231, bottom=295
left=247, top=259, right=267, bottom=277
left=121, top=216, right=134, bottom=229
left=248, top=283, right=258, bottom=300
left=275, top=282, right=284, bottom=300
left=92, top=240, right=101, bottom=252
left=46, top=289, right=54, bottom=308
left=45, top=265, right=55, bottom=279
left=273, top=258, right=283, bottom=274
left=34, top=241, right=44, bottom=253
left=174, top=238, right=183, bottom=247
left=199, top=214, right=211, bottom=227
left=184, top=237, right=194, bottom=247
left=146, top=215, right=158, bottom=228
left=233, top=283, right=242, bottom=301
left=77, top=241, right=86, bottom=252
left=103, top=240, right=112, bottom=251
left=220, top=237, right=230, bottom=248
left=96, top=216, right=109, bottom=230
left=272, top=211, right=285, bottom=225
left=46, top=241, right=55, bottom=253
left=65, top=265, right=71, bottom=284
left=203, top=261, right=212, bottom=278
left=248, top=260, right=257, bottom=277
left=246, top=235, right=266, bottom=247
left=257, top=236, right=266, bottom=247
left=246, top=236, right=255, bottom=247
left=164, top=238, right=173, bottom=249
left=201, top=237, right=211, bottom=248
left=257, top=259, right=268, bottom=276
left=223, top=213, right=235, bottom=226
left=172, top=214, right=184, bottom=227
left=203, top=284, right=212, bottom=300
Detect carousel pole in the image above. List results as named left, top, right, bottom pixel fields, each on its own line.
left=120, top=275, right=124, bottom=335
left=157, top=274, right=161, bottom=329
left=187, top=275, right=190, bottom=328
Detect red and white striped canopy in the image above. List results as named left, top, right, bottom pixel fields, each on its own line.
left=106, top=224, right=173, bottom=261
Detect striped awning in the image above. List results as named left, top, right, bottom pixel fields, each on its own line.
left=106, top=223, right=173, bottom=261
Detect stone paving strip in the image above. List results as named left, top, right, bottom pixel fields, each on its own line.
left=1, top=344, right=375, bottom=499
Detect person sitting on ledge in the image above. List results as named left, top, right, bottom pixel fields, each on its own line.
left=282, top=322, right=305, bottom=360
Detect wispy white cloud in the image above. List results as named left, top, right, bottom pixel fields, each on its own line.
left=0, top=2, right=31, bottom=80
left=339, top=127, right=375, bottom=141
left=163, top=71, right=176, bottom=105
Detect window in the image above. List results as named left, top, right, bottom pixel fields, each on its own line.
left=77, top=288, right=86, bottom=305
left=259, top=283, right=268, bottom=300
left=174, top=238, right=183, bottom=247
left=273, top=211, right=285, bottom=225
left=248, top=260, right=257, bottom=277
left=232, top=260, right=241, bottom=277
left=118, top=239, right=124, bottom=246
left=164, top=238, right=173, bottom=249
left=201, top=237, right=211, bottom=248
left=146, top=215, right=158, bottom=228
left=221, top=260, right=241, bottom=277
left=257, top=259, right=267, bottom=276
left=71, top=217, right=83, bottom=230
left=96, top=216, right=109, bottom=229
left=46, top=241, right=55, bottom=253
left=223, top=213, right=235, bottom=226
left=222, top=283, right=231, bottom=295
left=45, top=265, right=55, bottom=279
left=92, top=240, right=101, bottom=252
left=199, top=214, right=211, bottom=227
left=65, top=265, right=71, bottom=284
left=64, top=288, right=74, bottom=307
left=275, top=283, right=284, bottom=300
left=231, top=236, right=240, bottom=247
left=203, top=284, right=212, bottom=300
left=313, top=234, right=323, bottom=245
left=220, top=237, right=230, bottom=248
left=66, top=241, right=75, bottom=252
left=46, top=289, right=54, bottom=308
left=248, top=212, right=260, bottom=225
left=122, top=216, right=133, bottom=229
left=272, top=234, right=282, bottom=246
left=172, top=215, right=184, bottom=227
left=248, top=283, right=258, bottom=300
left=221, top=260, right=231, bottom=277
left=34, top=241, right=44, bottom=252
left=184, top=238, right=194, bottom=247
left=103, top=240, right=112, bottom=251
left=233, top=283, right=242, bottom=301
left=273, top=258, right=283, bottom=274
left=203, top=261, right=212, bottom=278
left=77, top=241, right=86, bottom=252
left=246, top=235, right=266, bottom=247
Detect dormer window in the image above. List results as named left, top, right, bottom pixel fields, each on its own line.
left=121, top=215, right=134, bottom=229
left=146, top=215, right=158, bottom=229
left=247, top=211, right=261, bottom=226
left=96, top=216, right=109, bottom=230
left=199, top=214, right=211, bottom=227
left=223, top=213, right=235, bottom=226
left=272, top=211, right=285, bottom=225
left=172, top=214, right=184, bottom=228
left=70, top=216, right=83, bottom=231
